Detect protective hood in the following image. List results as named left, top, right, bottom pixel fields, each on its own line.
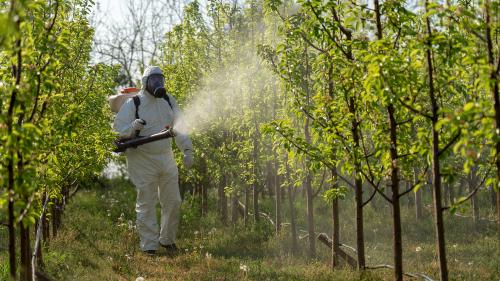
left=142, top=66, right=166, bottom=98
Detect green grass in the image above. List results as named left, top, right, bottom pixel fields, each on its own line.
left=31, top=179, right=388, bottom=281
left=1, top=178, right=499, bottom=280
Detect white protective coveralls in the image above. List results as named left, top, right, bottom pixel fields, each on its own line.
left=113, top=66, right=193, bottom=251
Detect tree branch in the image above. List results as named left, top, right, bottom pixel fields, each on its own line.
left=305, top=2, right=351, bottom=60
left=397, top=97, right=433, bottom=120
left=438, top=131, right=461, bottom=157
left=362, top=188, right=377, bottom=207
left=442, top=167, right=491, bottom=211
left=365, top=264, right=435, bottom=281
left=360, top=169, right=392, bottom=203
left=398, top=165, right=430, bottom=198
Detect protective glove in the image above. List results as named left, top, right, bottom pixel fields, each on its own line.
left=183, top=150, right=193, bottom=169
left=131, top=119, right=146, bottom=131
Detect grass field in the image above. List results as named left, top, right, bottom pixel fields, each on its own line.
left=1, top=177, right=499, bottom=280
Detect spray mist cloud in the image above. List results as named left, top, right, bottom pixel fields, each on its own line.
left=173, top=51, right=275, bottom=136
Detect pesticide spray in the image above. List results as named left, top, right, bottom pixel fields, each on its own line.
left=172, top=54, right=275, bottom=137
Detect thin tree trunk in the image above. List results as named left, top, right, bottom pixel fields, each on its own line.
left=443, top=183, right=449, bottom=207
left=253, top=183, right=259, bottom=223
left=388, top=103, right=403, bottom=281
left=253, top=134, right=259, bottom=223
left=202, top=182, right=208, bottom=217
left=199, top=159, right=208, bottom=216
left=447, top=183, right=453, bottom=207
left=36, top=220, right=43, bottom=269
left=266, top=161, right=274, bottom=197
left=426, top=2, right=448, bottom=278
left=414, top=169, right=423, bottom=221
left=415, top=189, right=423, bottom=220
left=331, top=168, right=340, bottom=269
left=219, top=173, right=228, bottom=225
left=406, top=181, right=413, bottom=209
left=304, top=165, right=315, bottom=258
left=286, top=156, right=298, bottom=254
left=288, top=186, right=298, bottom=254
left=7, top=155, right=16, bottom=281
left=449, top=182, right=454, bottom=208
left=274, top=151, right=281, bottom=234
left=51, top=200, right=58, bottom=238
left=231, top=193, right=239, bottom=225
left=244, top=186, right=249, bottom=226
left=469, top=169, right=479, bottom=224
left=7, top=17, right=22, bottom=280
left=20, top=223, right=27, bottom=281
left=374, top=1, right=403, bottom=276
left=349, top=96, right=365, bottom=269
left=484, top=0, right=500, bottom=242
left=43, top=211, right=49, bottom=244
left=20, top=223, right=32, bottom=281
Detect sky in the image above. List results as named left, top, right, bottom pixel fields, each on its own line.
left=92, top=0, right=129, bottom=38
left=90, top=0, right=189, bottom=59
left=94, top=0, right=127, bottom=23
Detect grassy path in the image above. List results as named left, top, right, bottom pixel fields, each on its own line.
left=41, top=180, right=386, bottom=281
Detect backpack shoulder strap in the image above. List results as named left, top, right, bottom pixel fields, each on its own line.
left=163, top=94, right=173, bottom=110
left=132, top=96, right=141, bottom=137
left=132, top=95, right=140, bottom=119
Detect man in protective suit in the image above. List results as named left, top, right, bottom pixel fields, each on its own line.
left=113, top=66, right=193, bottom=255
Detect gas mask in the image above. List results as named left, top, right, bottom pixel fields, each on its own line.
left=146, top=73, right=166, bottom=98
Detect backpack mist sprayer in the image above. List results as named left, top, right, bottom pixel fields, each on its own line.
left=108, top=87, right=177, bottom=153
left=113, top=127, right=176, bottom=153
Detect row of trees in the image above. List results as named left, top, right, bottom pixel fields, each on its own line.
left=1, top=0, right=498, bottom=281
left=160, top=1, right=499, bottom=281
left=1, top=1, right=117, bottom=280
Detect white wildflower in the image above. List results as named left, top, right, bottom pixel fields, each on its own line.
left=128, top=220, right=135, bottom=230
left=415, top=246, right=422, bottom=252
left=239, top=264, right=249, bottom=272
left=208, top=227, right=217, bottom=235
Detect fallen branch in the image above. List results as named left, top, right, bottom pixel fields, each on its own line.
left=298, top=229, right=308, bottom=238
left=365, top=264, right=434, bottom=281
left=339, top=243, right=357, bottom=253
left=299, top=233, right=309, bottom=240
left=454, top=212, right=498, bottom=222
left=317, top=233, right=357, bottom=269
